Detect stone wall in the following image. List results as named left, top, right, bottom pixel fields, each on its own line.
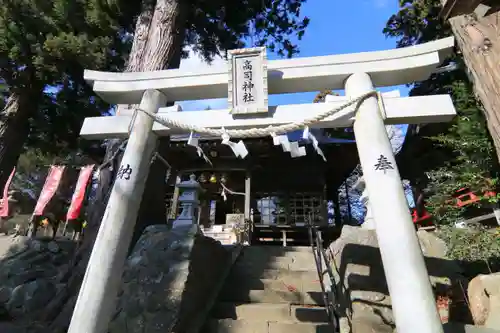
left=108, top=224, right=236, bottom=333
left=327, top=225, right=469, bottom=333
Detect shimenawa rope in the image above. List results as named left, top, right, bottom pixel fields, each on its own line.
left=134, top=91, right=379, bottom=138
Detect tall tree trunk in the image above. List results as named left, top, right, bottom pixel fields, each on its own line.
left=42, top=0, right=187, bottom=330
left=447, top=11, right=500, bottom=162
left=120, top=0, right=186, bottom=249
left=0, top=92, right=38, bottom=189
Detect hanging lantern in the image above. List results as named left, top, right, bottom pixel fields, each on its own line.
left=209, top=174, right=217, bottom=183
left=199, top=173, right=207, bottom=183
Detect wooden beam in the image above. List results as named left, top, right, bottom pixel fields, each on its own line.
left=80, top=95, right=456, bottom=140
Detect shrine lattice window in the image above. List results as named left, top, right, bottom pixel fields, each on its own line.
left=254, top=192, right=324, bottom=225
left=254, top=193, right=284, bottom=225
left=288, top=193, right=323, bottom=225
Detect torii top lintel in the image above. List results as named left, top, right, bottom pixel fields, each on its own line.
left=84, top=37, right=454, bottom=105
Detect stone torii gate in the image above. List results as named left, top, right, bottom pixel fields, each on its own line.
left=69, top=38, right=457, bottom=333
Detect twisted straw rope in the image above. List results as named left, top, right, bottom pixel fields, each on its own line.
left=136, top=90, right=378, bottom=138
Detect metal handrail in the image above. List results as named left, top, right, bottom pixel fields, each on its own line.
left=307, top=222, right=339, bottom=331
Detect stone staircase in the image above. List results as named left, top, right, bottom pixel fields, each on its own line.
left=203, top=245, right=334, bottom=333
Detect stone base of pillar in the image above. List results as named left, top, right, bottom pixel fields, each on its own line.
left=172, top=219, right=194, bottom=229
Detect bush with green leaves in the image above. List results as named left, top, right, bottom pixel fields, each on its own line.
left=385, top=1, right=499, bottom=226
left=438, top=226, right=500, bottom=276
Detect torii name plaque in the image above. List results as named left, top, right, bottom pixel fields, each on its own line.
left=228, top=47, right=269, bottom=115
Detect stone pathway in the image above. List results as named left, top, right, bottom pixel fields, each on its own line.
left=203, top=245, right=334, bottom=333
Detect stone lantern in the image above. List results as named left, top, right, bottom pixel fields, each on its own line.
left=172, top=174, right=201, bottom=229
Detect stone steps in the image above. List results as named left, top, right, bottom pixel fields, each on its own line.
left=207, top=319, right=334, bottom=333
left=241, top=246, right=312, bottom=257
left=222, top=278, right=323, bottom=294
left=203, top=245, right=333, bottom=333
left=211, top=302, right=329, bottom=323
left=230, top=267, right=320, bottom=280
left=218, top=288, right=324, bottom=306
left=233, top=260, right=318, bottom=272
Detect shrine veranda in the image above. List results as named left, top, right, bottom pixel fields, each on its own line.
left=68, top=37, right=457, bottom=333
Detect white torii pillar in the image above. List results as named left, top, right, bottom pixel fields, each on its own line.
left=67, top=90, right=167, bottom=333
left=346, top=72, right=443, bottom=333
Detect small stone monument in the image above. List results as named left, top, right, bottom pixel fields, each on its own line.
left=228, top=47, right=268, bottom=115
left=355, top=177, right=376, bottom=230
left=172, top=174, right=200, bottom=229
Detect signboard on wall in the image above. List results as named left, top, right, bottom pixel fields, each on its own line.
left=226, top=213, right=245, bottom=225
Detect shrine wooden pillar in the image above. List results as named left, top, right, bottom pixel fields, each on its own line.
left=410, top=179, right=426, bottom=217
left=332, top=193, right=341, bottom=226
left=244, top=171, right=251, bottom=220
left=168, top=175, right=181, bottom=220
left=344, top=181, right=352, bottom=224
left=199, top=199, right=211, bottom=228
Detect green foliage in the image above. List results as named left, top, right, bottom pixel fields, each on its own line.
left=423, top=78, right=498, bottom=224
left=0, top=0, right=127, bottom=155
left=14, top=149, right=55, bottom=195
left=1, top=0, right=310, bottom=154
left=111, top=0, right=311, bottom=61
left=14, top=148, right=96, bottom=196
left=384, top=0, right=449, bottom=48
left=0, top=0, right=125, bottom=82
left=183, top=0, right=310, bottom=60
left=384, top=0, right=499, bottom=225
left=313, top=90, right=337, bottom=103
left=438, top=226, right=500, bottom=276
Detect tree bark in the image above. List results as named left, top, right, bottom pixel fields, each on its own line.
left=447, top=11, right=500, bottom=162
left=0, top=92, right=39, bottom=190
left=119, top=0, right=185, bottom=248
left=42, top=0, right=187, bottom=330
left=83, top=0, right=185, bottom=260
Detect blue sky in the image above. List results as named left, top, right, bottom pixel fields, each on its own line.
left=268, top=0, right=409, bottom=105
left=179, top=0, right=409, bottom=110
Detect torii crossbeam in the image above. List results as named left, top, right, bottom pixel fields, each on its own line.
left=68, top=37, right=456, bottom=333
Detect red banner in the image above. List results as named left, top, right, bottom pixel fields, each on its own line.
left=33, top=165, right=65, bottom=216
left=66, top=165, right=94, bottom=220
left=0, top=168, right=16, bottom=217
